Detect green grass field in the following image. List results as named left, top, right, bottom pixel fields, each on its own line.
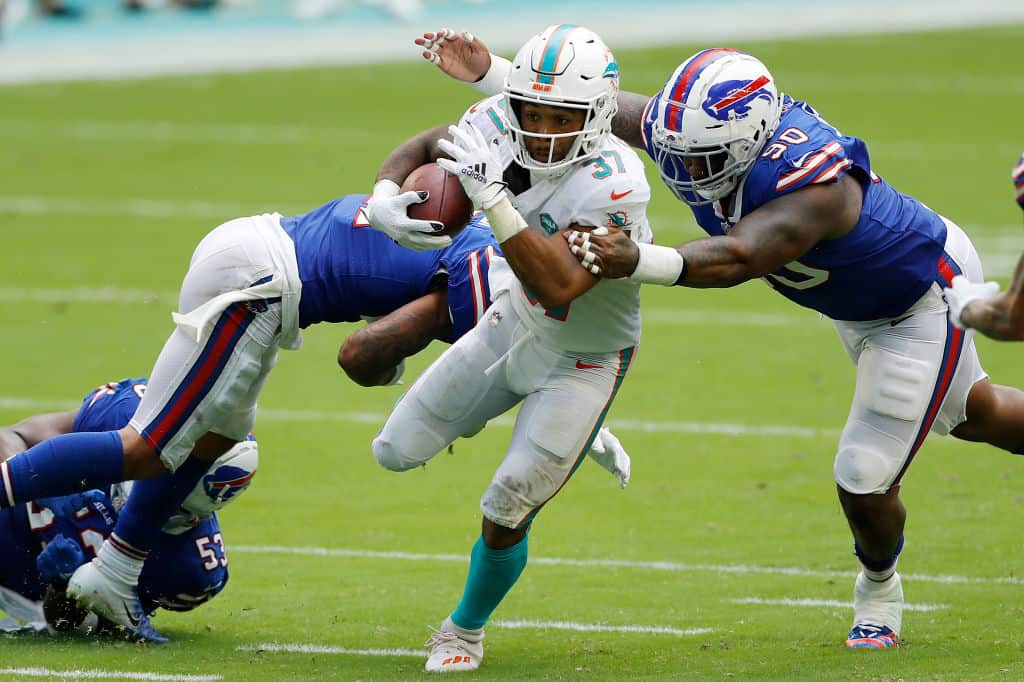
left=2, top=24, right=1024, bottom=681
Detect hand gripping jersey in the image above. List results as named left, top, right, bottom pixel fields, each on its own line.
left=280, top=194, right=501, bottom=340
left=643, top=94, right=949, bottom=321
left=0, top=379, right=229, bottom=613
left=461, top=95, right=653, bottom=352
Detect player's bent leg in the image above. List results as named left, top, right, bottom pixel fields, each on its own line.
left=374, top=324, right=516, bottom=472
left=951, top=378, right=1024, bottom=453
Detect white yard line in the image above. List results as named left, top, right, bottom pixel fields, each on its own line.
left=492, top=620, right=711, bottom=636
left=237, top=643, right=423, bottom=657
left=0, top=395, right=840, bottom=439
left=727, top=597, right=947, bottom=612
left=229, top=545, right=1024, bottom=587
left=0, top=669, right=221, bottom=681
left=236, top=620, right=708, bottom=659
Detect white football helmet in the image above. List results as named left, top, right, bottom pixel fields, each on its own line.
left=114, top=438, right=259, bottom=535
left=504, top=24, right=619, bottom=175
left=647, top=49, right=782, bottom=205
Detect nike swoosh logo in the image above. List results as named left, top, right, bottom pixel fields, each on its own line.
left=575, top=360, right=602, bottom=370
left=123, top=603, right=140, bottom=627
left=890, top=314, right=912, bottom=327
left=610, top=189, right=633, bottom=201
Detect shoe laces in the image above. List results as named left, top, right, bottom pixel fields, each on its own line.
left=848, top=623, right=896, bottom=639
left=424, top=627, right=462, bottom=648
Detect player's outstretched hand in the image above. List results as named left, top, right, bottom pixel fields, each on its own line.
left=437, top=124, right=508, bottom=210
left=565, top=227, right=639, bottom=279
left=944, top=275, right=1001, bottom=329
left=416, top=28, right=491, bottom=83
left=587, top=427, right=631, bottom=489
left=366, top=180, right=452, bottom=251
left=37, top=534, right=87, bottom=584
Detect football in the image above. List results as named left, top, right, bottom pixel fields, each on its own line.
left=401, top=162, right=474, bottom=238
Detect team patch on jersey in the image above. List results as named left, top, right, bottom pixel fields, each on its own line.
left=352, top=203, right=371, bottom=228
left=606, top=211, right=632, bottom=228
left=540, top=213, right=559, bottom=234
left=702, top=76, right=773, bottom=121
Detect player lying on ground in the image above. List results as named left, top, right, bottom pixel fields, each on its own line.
left=0, top=378, right=255, bottom=638
left=366, top=24, right=648, bottom=672
left=410, top=29, right=1024, bottom=650
left=0, top=195, right=629, bottom=642
left=943, top=152, right=1024, bottom=341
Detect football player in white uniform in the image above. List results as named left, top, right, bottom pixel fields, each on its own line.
left=365, top=24, right=650, bottom=672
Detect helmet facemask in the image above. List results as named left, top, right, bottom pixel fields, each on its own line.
left=503, top=24, right=619, bottom=177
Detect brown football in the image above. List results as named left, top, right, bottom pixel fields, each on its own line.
left=401, top=162, right=474, bottom=238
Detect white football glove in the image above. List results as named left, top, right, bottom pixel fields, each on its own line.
left=587, top=427, right=631, bottom=489
left=383, top=358, right=405, bottom=386
left=365, top=179, right=452, bottom=251
left=436, top=124, right=508, bottom=210
left=944, top=275, right=1001, bottom=329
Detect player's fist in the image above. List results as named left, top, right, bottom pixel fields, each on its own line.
left=587, top=427, right=631, bottom=489
left=37, top=534, right=87, bottom=583
left=415, top=28, right=491, bottom=83
left=944, top=275, right=1001, bottom=329
left=365, top=179, right=452, bottom=251
left=437, top=124, right=508, bottom=210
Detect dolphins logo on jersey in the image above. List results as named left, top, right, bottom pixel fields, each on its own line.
left=701, top=76, right=774, bottom=122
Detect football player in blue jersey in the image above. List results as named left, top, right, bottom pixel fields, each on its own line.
left=413, top=31, right=1024, bottom=650
left=943, top=152, right=1024, bottom=341
left=0, top=378, right=256, bottom=639
left=0, top=196, right=628, bottom=641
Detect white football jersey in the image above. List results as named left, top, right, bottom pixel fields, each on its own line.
left=458, top=95, right=652, bottom=353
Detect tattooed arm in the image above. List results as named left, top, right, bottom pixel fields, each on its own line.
left=338, top=286, right=454, bottom=387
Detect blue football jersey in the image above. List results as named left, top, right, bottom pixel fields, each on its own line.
left=280, top=194, right=501, bottom=336
left=0, top=379, right=229, bottom=613
left=643, top=95, right=949, bottom=321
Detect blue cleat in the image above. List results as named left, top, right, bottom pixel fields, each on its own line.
left=845, top=623, right=899, bottom=649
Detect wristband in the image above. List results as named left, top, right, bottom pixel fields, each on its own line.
left=629, top=243, right=686, bottom=286
left=372, top=178, right=400, bottom=199
left=483, top=195, right=528, bottom=243
left=472, top=55, right=512, bottom=96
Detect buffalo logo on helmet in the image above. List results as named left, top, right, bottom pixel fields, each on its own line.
left=701, top=76, right=774, bottom=122
left=202, top=465, right=255, bottom=506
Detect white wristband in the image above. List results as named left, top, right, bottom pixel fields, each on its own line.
left=372, top=178, right=400, bottom=199
left=629, top=243, right=685, bottom=286
left=483, top=195, right=528, bottom=243
left=472, top=54, right=512, bottom=96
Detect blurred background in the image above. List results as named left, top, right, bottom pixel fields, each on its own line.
left=2, top=0, right=1023, bottom=84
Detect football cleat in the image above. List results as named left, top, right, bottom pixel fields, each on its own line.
left=845, top=623, right=899, bottom=649
left=424, top=628, right=484, bottom=673
left=847, top=570, right=903, bottom=649
left=67, top=560, right=167, bottom=644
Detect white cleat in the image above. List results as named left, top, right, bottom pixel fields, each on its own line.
left=846, top=570, right=903, bottom=648
left=67, top=560, right=167, bottom=643
left=425, top=629, right=484, bottom=673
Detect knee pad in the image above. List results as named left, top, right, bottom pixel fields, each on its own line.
left=372, top=420, right=448, bottom=472
left=834, top=444, right=897, bottom=495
